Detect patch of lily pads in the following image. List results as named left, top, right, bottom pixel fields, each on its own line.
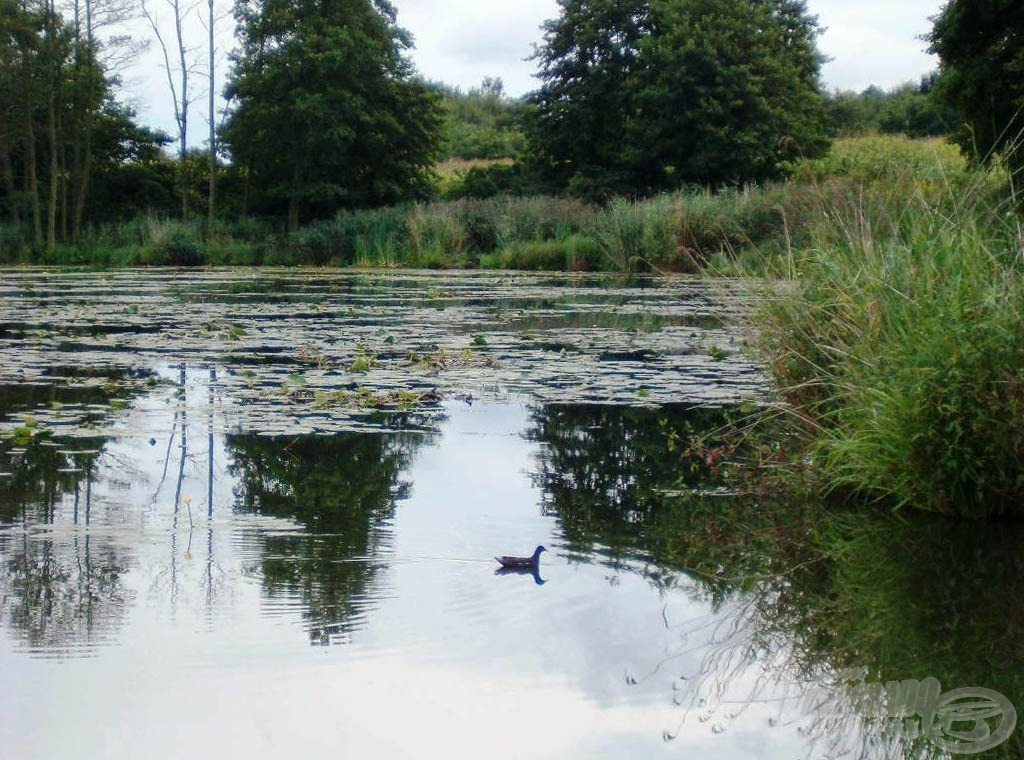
left=0, top=268, right=771, bottom=436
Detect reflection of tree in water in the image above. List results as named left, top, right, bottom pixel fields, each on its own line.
left=529, top=403, right=791, bottom=599
left=529, top=404, right=1022, bottom=758
left=0, top=436, right=131, bottom=653
left=773, top=512, right=1024, bottom=759
left=227, top=427, right=429, bottom=644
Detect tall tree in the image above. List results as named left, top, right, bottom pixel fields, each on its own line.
left=43, top=0, right=63, bottom=251
left=223, top=0, right=442, bottom=230
left=529, top=0, right=829, bottom=195
left=206, top=0, right=215, bottom=230
left=0, top=0, right=44, bottom=234
left=2, top=0, right=161, bottom=243
left=68, top=0, right=138, bottom=240
left=628, top=0, right=828, bottom=188
left=529, top=0, right=649, bottom=194
left=142, top=0, right=198, bottom=220
left=929, top=0, right=1024, bottom=173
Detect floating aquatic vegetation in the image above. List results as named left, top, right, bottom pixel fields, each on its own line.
left=0, top=269, right=771, bottom=436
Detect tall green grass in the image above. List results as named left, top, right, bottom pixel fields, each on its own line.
left=758, top=163, right=1024, bottom=517
left=0, top=157, right=848, bottom=271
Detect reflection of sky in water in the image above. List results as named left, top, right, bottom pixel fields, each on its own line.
left=0, top=377, right=815, bottom=759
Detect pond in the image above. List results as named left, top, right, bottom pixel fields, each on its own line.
left=0, top=269, right=1020, bottom=759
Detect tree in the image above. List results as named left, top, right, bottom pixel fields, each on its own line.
left=205, top=0, right=216, bottom=230
left=929, top=0, right=1024, bottom=172
left=529, top=0, right=829, bottom=195
left=0, top=0, right=45, bottom=237
left=2, top=0, right=167, bottom=241
left=874, top=76, right=958, bottom=138
left=68, top=0, right=141, bottom=240
left=431, top=78, right=529, bottom=160
left=142, top=0, right=200, bottom=220
left=822, top=75, right=958, bottom=138
left=223, top=0, right=443, bottom=230
left=529, top=0, right=650, bottom=194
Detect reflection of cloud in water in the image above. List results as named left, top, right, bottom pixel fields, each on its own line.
left=1, top=646, right=808, bottom=760
left=4, top=368, right=1011, bottom=758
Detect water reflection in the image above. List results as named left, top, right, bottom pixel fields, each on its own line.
left=529, top=404, right=783, bottom=597
left=494, top=565, right=547, bottom=585
left=226, top=426, right=433, bottom=644
left=529, top=403, right=1023, bottom=758
left=0, top=434, right=130, bottom=653
left=0, top=389, right=1020, bottom=758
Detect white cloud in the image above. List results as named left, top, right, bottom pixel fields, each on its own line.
left=399, top=0, right=558, bottom=93
left=812, top=0, right=943, bottom=92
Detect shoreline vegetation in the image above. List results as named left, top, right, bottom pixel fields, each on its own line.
left=0, top=136, right=976, bottom=273
left=3, top=134, right=1023, bottom=520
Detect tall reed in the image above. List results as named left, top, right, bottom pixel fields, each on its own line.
left=758, top=164, right=1024, bottom=517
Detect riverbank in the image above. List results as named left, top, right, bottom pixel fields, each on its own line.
left=3, top=135, right=1021, bottom=519
left=0, top=137, right=965, bottom=274
left=755, top=155, right=1024, bottom=518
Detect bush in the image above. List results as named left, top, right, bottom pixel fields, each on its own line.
left=758, top=165, right=1024, bottom=517
left=160, top=232, right=204, bottom=266
left=445, top=163, right=530, bottom=199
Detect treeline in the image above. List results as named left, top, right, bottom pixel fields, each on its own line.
left=822, top=75, right=959, bottom=138
left=0, top=0, right=1021, bottom=252
left=0, top=0, right=170, bottom=244
left=433, top=78, right=528, bottom=161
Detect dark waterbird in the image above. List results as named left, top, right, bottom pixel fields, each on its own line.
left=494, top=545, right=546, bottom=569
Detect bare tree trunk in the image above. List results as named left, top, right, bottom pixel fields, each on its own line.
left=45, top=0, right=59, bottom=253
left=72, top=0, right=95, bottom=240
left=142, top=0, right=191, bottom=221
left=60, top=131, right=69, bottom=241
left=288, top=163, right=300, bottom=232
left=174, top=0, right=188, bottom=220
left=0, top=131, right=20, bottom=226
left=241, top=159, right=250, bottom=218
left=287, top=196, right=299, bottom=233
left=206, top=0, right=215, bottom=233
left=46, top=89, right=58, bottom=252
left=25, top=118, right=42, bottom=246
left=72, top=109, right=93, bottom=238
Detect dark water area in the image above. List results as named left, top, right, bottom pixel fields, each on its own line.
left=0, top=270, right=1019, bottom=759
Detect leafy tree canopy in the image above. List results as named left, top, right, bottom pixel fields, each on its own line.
left=823, top=74, right=959, bottom=138
left=223, top=0, right=443, bottom=229
left=528, top=0, right=829, bottom=196
left=929, top=0, right=1024, bottom=171
left=430, top=78, right=529, bottom=161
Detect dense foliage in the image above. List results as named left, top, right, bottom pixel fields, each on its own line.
left=0, top=0, right=167, bottom=249
left=529, top=0, right=829, bottom=196
left=222, top=0, right=443, bottom=229
left=823, top=75, right=958, bottom=138
left=758, top=143, right=1024, bottom=518
left=433, top=78, right=528, bottom=161
left=929, top=0, right=1024, bottom=171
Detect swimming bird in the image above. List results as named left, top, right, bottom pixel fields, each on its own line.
left=494, top=545, right=546, bottom=569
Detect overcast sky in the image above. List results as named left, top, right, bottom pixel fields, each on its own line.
left=124, top=0, right=947, bottom=144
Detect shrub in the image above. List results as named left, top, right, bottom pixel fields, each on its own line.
left=160, top=232, right=204, bottom=266
left=758, top=166, right=1024, bottom=517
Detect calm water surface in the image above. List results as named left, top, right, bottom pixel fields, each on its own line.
left=0, top=271, right=1020, bottom=759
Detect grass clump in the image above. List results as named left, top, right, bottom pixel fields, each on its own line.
left=787, top=135, right=968, bottom=184
left=758, top=168, right=1024, bottom=518
left=485, top=234, right=602, bottom=271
